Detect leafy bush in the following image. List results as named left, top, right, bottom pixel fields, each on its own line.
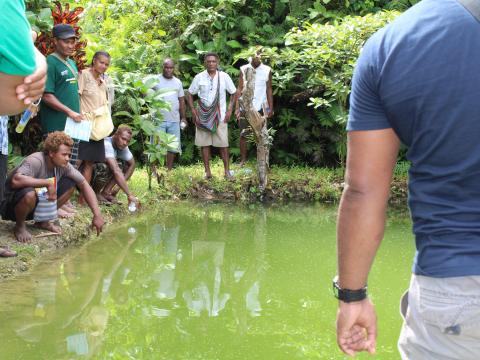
left=19, top=0, right=415, bottom=167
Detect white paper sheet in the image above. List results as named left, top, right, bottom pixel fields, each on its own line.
left=64, top=117, right=92, bottom=141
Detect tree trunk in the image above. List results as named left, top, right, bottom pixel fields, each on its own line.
left=238, top=67, right=270, bottom=194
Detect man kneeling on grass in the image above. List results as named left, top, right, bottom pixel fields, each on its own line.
left=0, top=131, right=105, bottom=242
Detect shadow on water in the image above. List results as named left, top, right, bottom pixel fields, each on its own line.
left=0, top=202, right=414, bottom=359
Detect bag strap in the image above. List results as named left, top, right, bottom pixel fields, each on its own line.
left=457, top=0, right=480, bottom=22
left=51, top=53, right=78, bottom=80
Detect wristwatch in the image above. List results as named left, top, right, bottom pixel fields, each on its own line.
left=332, top=275, right=368, bottom=303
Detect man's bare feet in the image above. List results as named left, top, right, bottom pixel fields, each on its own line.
left=101, top=193, right=121, bottom=205
left=14, top=223, right=32, bottom=243
left=0, top=247, right=17, bottom=257
left=34, top=221, right=62, bottom=234
left=97, top=193, right=113, bottom=205
left=58, top=208, right=74, bottom=218
left=62, top=203, right=76, bottom=213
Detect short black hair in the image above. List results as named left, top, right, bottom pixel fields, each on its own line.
left=204, top=52, right=219, bottom=61
left=92, top=51, right=111, bottom=65
left=116, top=124, right=133, bottom=136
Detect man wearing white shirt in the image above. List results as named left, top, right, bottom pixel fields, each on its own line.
left=235, top=50, right=274, bottom=167
left=153, top=59, right=187, bottom=170
left=186, top=53, right=237, bottom=179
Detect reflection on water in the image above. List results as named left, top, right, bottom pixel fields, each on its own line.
left=0, top=202, right=413, bottom=359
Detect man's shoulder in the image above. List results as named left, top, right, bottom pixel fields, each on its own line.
left=260, top=63, right=271, bottom=72
left=172, top=76, right=183, bottom=86
left=21, top=152, right=45, bottom=168
left=25, top=152, right=44, bottom=161
left=220, top=71, right=233, bottom=79
left=46, top=54, right=60, bottom=66
left=194, top=70, right=207, bottom=79
left=157, top=75, right=183, bottom=87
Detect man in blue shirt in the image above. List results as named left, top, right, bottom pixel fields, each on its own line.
left=334, top=0, right=480, bottom=358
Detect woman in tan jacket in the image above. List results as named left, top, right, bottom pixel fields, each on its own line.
left=77, top=51, right=114, bottom=203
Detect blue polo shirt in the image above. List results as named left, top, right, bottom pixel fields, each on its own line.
left=348, top=0, right=480, bottom=277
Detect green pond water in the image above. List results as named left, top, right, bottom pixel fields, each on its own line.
left=0, top=202, right=414, bottom=360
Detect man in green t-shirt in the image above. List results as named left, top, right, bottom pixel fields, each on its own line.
left=39, top=24, right=83, bottom=154
left=0, top=0, right=47, bottom=115
left=40, top=24, right=84, bottom=216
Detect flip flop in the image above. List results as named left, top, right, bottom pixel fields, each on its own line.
left=0, top=247, right=17, bottom=258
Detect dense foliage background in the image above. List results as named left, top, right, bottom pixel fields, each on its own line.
left=21, top=0, right=418, bottom=167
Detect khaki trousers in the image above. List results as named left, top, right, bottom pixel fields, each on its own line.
left=398, top=274, right=480, bottom=359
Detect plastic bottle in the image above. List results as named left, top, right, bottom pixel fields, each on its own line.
left=128, top=201, right=137, bottom=212
left=16, top=99, right=41, bottom=133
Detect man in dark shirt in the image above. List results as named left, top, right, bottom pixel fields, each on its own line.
left=335, top=0, right=480, bottom=358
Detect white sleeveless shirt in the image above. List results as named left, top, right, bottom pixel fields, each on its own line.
left=240, top=63, right=271, bottom=112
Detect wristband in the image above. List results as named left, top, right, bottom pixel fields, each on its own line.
left=332, top=275, right=367, bottom=303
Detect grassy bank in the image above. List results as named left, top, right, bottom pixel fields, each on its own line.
left=136, top=160, right=409, bottom=204
left=0, top=160, right=409, bottom=279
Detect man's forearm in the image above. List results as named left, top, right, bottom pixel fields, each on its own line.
left=0, top=72, right=27, bottom=115
left=267, top=75, right=274, bottom=112
left=185, top=92, right=195, bottom=112
left=337, top=185, right=388, bottom=290
left=179, top=97, right=186, bottom=120
left=267, top=89, right=274, bottom=112
left=123, top=162, right=135, bottom=181
left=228, top=92, right=237, bottom=112
left=78, top=180, right=102, bottom=216
left=337, top=129, right=400, bottom=290
left=11, top=174, right=53, bottom=189
left=42, top=93, right=74, bottom=116
left=112, top=168, right=132, bottom=196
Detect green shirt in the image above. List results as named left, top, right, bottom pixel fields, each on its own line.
left=0, top=0, right=36, bottom=76
left=39, top=54, right=80, bottom=134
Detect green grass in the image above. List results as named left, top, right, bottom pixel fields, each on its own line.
left=121, top=159, right=408, bottom=204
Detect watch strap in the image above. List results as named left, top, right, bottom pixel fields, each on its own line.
left=332, top=276, right=367, bottom=303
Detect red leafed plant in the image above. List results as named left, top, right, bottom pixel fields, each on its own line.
left=35, top=1, right=87, bottom=70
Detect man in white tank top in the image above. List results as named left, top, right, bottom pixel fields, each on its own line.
left=235, top=50, right=274, bottom=167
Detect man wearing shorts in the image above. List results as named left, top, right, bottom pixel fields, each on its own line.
left=186, top=53, right=237, bottom=179
left=94, top=125, right=137, bottom=207
left=153, top=58, right=187, bottom=170
left=0, top=132, right=104, bottom=243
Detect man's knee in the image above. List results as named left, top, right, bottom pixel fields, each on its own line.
left=15, top=190, right=37, bottom=212
left=20, top=190, right=37, bottom=205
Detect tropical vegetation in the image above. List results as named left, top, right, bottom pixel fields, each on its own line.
left=16, top=0, right=419, bottom=168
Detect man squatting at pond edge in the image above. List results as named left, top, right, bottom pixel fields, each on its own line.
left=335, top=0, right=480, bottom=359
left=94, top=125, right=137, bottom=206
left=0, top=132, right=104, bottom=243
